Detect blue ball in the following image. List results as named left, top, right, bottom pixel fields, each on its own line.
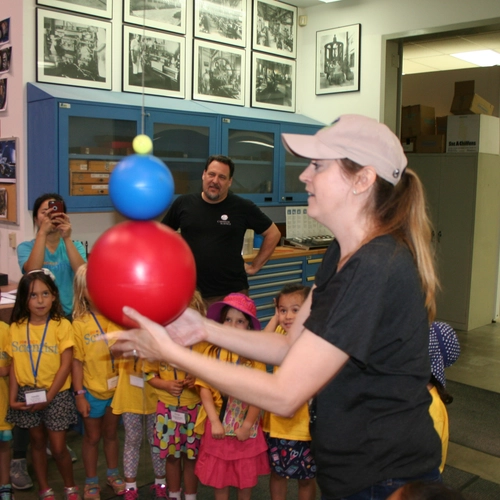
left=109, top=154, right=174, bottom=220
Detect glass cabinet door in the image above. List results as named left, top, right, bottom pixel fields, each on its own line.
left=148, top=112, right=218, bottom=196
left=59, top=103, right=141, bottom=210
left=221, top=118, right=278, bottom=204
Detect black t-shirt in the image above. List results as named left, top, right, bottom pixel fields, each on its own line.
left=304, top=235, right=441, bottom=499
left=162, top=192, right=273, bottom=297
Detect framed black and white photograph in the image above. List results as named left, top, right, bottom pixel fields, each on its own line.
left=0, top=19, right=10, bottom=46
left=252, top=0, right=296, bottom=59
left=252, top=52, right=295, bottom=112
left=123, top=26, right=185, bottom=99
left=124, top=0, right=186, bottom=35
left=0, top=138, right=16, bottom=183
left=194, top=0, right=247, bottom=48
left=36, top=9, right=112, bottom=90
left=316, top=24, right=360, bottom=95
left=36, top=0, right=113, bottom=19
left=0, top=78, right=6, bottom=112
left=193, top=40, right=245, bottom=106
left=0, top=47, right=11, bottom=74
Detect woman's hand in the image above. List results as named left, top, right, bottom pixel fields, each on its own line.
left=165, top=307, right=209, bottom=347
left=108, top=307, right=177, bottom=362
left=54, top=213, right=73, bottom=239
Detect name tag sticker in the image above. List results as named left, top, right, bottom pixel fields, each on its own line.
left=25, top=389, right=47, bottom=405
left=129, top=374, right=144, bottom=388
left=107, top=376, right=119, bottom=390
left=171, top=411, right=187, bottom=424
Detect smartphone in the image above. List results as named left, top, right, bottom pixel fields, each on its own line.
left=48, top=200, right=64, bottom=215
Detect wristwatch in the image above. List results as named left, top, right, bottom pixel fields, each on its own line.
left=73, top=389, right=86, bottom=396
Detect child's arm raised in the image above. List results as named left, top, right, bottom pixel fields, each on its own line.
left=200, top=386, right=225, bottom=440
left=234, top=404, right=261, bottom=442
left=72, top=358, right=90, bottom=417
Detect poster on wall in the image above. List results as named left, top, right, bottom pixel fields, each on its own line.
left=193, top=39, right=245, bottom=106
left=123, top=26, right=185, bottom=99
left=194, top=0, right=247, bottom=48
left=0, top=18, right=10, bottom=46
left=251, top=52, right=295, bottom=112
left=0, top=78, right=6, bottom=112
left=0, top=138, right=16, bottom=183
left=0, top=188, right=6, bottom=219
left=0, top=47, right=12, bottom=74
left=316, top=24, right=361, bottom=95
left=252, top=0, right=297, bottom=59
left=124, top=0, right=186, bottom=35
left=36, top=0, right=113, bottom=19
left=36, top=9, right=112, bottom=90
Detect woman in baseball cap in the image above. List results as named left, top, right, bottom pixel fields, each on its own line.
left=111, top=114, right=441, bottom=500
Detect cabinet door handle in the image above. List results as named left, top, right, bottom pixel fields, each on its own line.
left=437, top=230, right=442, bottom=243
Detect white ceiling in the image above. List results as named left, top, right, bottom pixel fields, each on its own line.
left=403, top=31, right=500, bottom=75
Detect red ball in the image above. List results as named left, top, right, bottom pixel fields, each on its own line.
left=87, top=221, right=196, bottom=327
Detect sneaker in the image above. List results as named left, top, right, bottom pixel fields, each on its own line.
left=46, top=444, right=78, bottom=463
left=107, top=476, right=126, bottom=496
left=64, top=486, right=81, bottom=500
left=39, top=489, right=56, bottom=500
left=83, top=484, right=100, bottom=500
left=150, top=484, right=167, bottom=500
left=10, top=459, right=33, bottom=490
left=0, top=485, right=14, bottom=500
left=124, top=489, right=138, bottom=500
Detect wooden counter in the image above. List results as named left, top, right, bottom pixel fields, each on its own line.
left=243, top=245, right=327, bottom=262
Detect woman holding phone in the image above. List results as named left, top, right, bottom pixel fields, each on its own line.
left=17, top=193, right=86, bottom=318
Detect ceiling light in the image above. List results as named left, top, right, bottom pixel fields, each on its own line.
left=451, top=49, right=500, bottom=67
left=318, top=0, right=343, bottom=3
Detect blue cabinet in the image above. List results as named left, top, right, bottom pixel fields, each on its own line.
left=248, top=251, right=325, bottom=324
left=27, top=83, right=323, bottom=212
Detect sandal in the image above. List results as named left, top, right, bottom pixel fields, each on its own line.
left=83, top=484, right=100, bottom=500
left=39, top=489, right=56, bottom=500
left=107, top=475, right=125, bottom=496
left=64, top=486, right=81, bottom=500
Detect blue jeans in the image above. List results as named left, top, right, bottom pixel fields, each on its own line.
left=322, top=467, right=441, bottom=500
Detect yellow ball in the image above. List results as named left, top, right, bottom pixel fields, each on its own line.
left=132, top=134, right=153, bottom=155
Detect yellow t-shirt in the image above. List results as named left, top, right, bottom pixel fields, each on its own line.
left=0, top=321, right=13, bottom=431
left=73, top=313, right=120, bottom=400
left=144, top=341, right=209, bottom=408
left=7, top=318, right=74, bottom=392
left=429, top=385, right=449, bottom=473
left=264, top=325, right=312, bottom=441
left=112, top=357, right=157, bottom=415
left=194, top=345, right=266, bottom=435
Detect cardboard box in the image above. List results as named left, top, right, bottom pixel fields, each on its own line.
left=450, top=80, right=494, bottom=116
left=401, top=105, right=436, bottom=139
left=436, top=116, right=448, bottom=137
left=415, top=135, right=446, bottom=153
left=446, top=114, right=500, bottom=154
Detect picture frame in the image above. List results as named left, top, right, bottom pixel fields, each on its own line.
left=36, top=8, right=112, bottom=90
left=252, top=0, right=297, bottom=59
left=193, top=39, right=245, bottom=106
left=0, top=138, right=16, bottom=184
left=0, top=78, right=6, bottom=112
left=0, top=18, right=10, bottom=46
left=316, top=24, right=361, bottom=95
left=252, top=52, right=295, bottom=112
left=36, top=0, right=113, bottom=19
left=124, top=0, right=186, bottom=36
left=0, top=47, right=12, bottom=75
left=194, top=0, right=247, bottom=48
left=123, top=26, right=185, bottom=99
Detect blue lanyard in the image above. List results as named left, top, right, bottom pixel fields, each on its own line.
left=26, top=317, right=50, bottom=388
left=90, top=312, right=115, bottom=372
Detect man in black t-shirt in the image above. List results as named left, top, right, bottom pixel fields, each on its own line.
left=162, top=155, right=281, bottom=303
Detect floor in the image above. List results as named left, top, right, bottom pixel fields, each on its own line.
left=11, top=322, right=500, bottom=499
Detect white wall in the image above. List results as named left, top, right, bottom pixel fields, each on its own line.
left=2, top=0, right=500, bottom=283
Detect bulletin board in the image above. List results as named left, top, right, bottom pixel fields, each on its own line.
left=0, top=137, right=18, bottom=223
